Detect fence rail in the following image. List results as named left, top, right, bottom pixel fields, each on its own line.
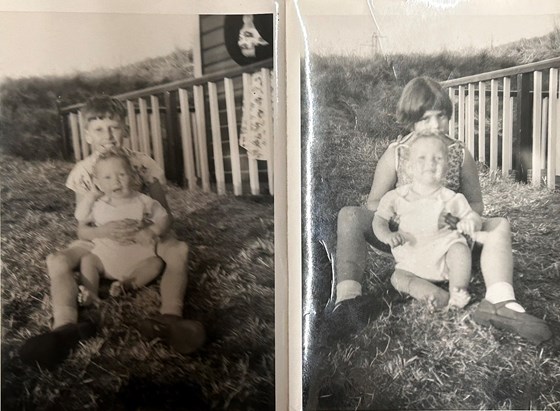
left=441, top=57, right=560, bottom=189
left=60, top=58, right=274, bottom=196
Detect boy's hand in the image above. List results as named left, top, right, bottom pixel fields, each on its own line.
left=102, top=219, right=142, bottom=244
left=85, top=189, right=104, bottom=203
left=134, top=227, right=158, bottom=246
left=386, top=232, right=407, bottom=248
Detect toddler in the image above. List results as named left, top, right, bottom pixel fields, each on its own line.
left=75, top=148, right=168, bottom=305
left=373, top=131, right=481, bottom=308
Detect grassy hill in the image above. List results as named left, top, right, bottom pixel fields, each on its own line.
left=0, top=49, right=193, bottom=160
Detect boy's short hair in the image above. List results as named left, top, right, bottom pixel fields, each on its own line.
left=82, top=96, right=127, bottom=124
left=396, top=77, right=453, bottom=130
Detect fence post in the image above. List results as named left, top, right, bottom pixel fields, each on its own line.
left=56, top=98, right=70, bottom=160
left=513, top=73, right=533, bottom=182
left=164, top=91, right=183, bottom=186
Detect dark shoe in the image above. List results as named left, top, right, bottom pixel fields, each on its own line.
left=137, top=314, right=206, bottom=354
left=19, top=321, right=97, bottom=370
left=473, top=299, right=552, bottom=344
left=323, top=295, right=386, bottom=342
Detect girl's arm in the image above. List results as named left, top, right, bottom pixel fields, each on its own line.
left=366, top=146, right=398, bottom=211
left=460, top=149, right=484, bottom=215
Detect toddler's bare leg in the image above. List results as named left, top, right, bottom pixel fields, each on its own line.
left=391, top=269, right=449, bottom=308
left=79, top=253, right=102, bottom=306
left=121, top=256, right=164, bottom=292
left=446, top=243, right=472, bottom=308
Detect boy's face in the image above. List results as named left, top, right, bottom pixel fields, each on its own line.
left=94, top=157, right=133, bottom=199
left=409, top=137, right=448, bottom=186
left=413, top=110, right=449, bottom=134
left=85, top=116, right=125, bottom=154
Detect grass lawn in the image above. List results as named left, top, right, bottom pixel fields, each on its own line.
left=1, top=154, right=275, bottom=410
left=308, top=170, right=560, bottom=410
left=303, top=54, right=560, bottom=410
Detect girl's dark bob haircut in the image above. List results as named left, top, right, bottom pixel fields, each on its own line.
left=396, top=77, right=453, bottom=130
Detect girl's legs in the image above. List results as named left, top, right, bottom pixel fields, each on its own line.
left=79, top=253, right=103, bottom=306
left=474, top=217, right=551, bottom=343
left=112, top=256, right=164, bottom=296
left=335, top=206, right=389, bottom=304
left=391, top=269, right=449, bottom=308
left=478, top=217, right=522, bottom=311
left=446, top=243, right=472, bottom=308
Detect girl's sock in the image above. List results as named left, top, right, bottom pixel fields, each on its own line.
left=485, top=281, right=525, bottom=312
left=335, top=280, right=362, bottom=306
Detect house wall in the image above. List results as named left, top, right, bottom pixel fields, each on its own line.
left=197, top=14, right=272, bottom=189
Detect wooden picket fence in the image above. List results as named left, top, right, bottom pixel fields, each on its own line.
left=441, top=57, right=560, bottom=189
left=59, top=58, right=274, bottom=196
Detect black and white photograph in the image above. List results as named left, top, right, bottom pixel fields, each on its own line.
left=1, top=1, right=278, bottom=409
left=292, top=0, right=560, bottom=409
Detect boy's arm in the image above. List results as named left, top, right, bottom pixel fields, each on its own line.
left=145, top=197, right=171, bottom=237
left=75, top=192, right=140, bottom=242
left=146, top=180, right=173, bottom=221
left=134, top=197, right=171, bottom=245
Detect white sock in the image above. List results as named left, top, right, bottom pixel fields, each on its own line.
left=485, top=282, right=525, bottom=312
left=335, top=280, right=362, bottom=306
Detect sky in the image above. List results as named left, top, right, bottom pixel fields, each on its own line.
left=0, top=0, right=274, bottom=80
left=301, top=0, right=560, bottom=56
left=0, top=12, right=197, bottom=79
left=1, top=0, right=559, bottom=80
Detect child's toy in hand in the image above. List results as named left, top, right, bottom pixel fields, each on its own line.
left=444, top=213, right=486, bottom=244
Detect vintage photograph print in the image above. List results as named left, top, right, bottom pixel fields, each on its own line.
left=299, top=1, right=560, bottom=409
left=1, top=4, right=276, bottom=410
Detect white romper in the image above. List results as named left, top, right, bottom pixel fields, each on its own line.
left=77, top=192, right=167, bottom=280
left=376, top=184, right=472, bottom=281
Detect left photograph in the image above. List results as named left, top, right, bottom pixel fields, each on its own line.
left=1, top=6, right=275, bottom=410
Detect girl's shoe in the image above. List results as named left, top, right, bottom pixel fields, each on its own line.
left=137, top=314, right=206, bottom=354
left=472, top=299, right=552, bottom=344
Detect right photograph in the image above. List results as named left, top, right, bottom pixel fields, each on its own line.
left=299, top=1, right=560, bottom=409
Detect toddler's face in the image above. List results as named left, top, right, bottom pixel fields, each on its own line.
left=94, top=157, right=133, bottom=199
left=413, top=110, right=449, bottom=134
left=85, top=116, right=125, bottom=154
left=409, top=137, right=448, bottom=186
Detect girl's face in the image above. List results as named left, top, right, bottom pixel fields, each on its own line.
left=413, top=110, right=449, bottom=134
left=94, top=157, right=133, bottom=199
left=409, top=137, right=448, bottom=186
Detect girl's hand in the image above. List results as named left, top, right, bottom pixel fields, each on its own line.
left=457, top=219, right=476, bottom=237
left=387, top=232, right=407, bottom=248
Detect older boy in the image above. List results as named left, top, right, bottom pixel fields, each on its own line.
left=20, top=96, right=205, bottom=369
